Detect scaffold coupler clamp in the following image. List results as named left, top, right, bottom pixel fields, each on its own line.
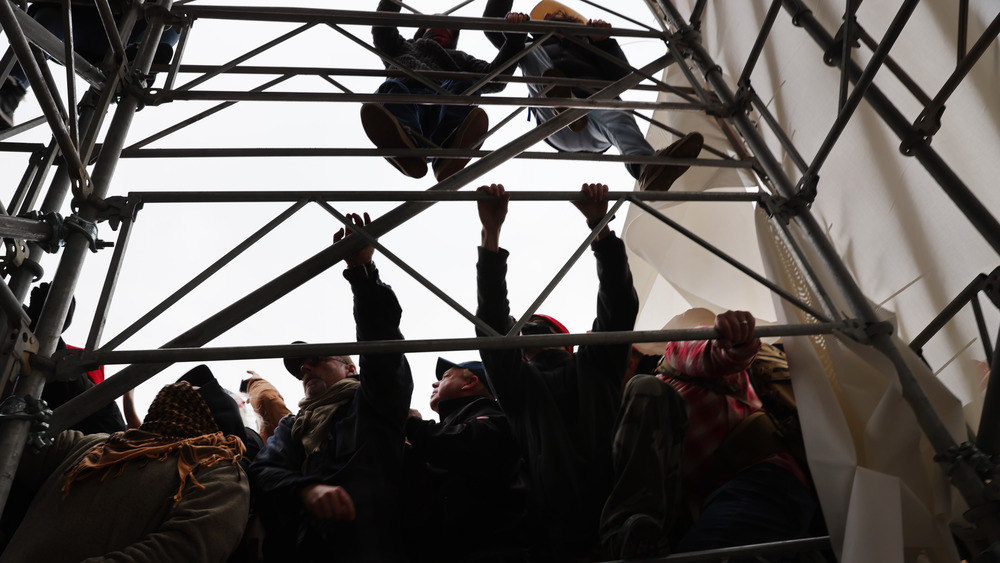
left=63, top=215, right=112, bottom=253
left=0, top=394, right=53, bottom=452
left=762, top=176, right=818, bottom=225
left=15, top=210, right=66, bottom=254
left=901, top=104, right=944, bottom=156
left=934, top=442, right=997, bottom=480
left=668, top=26, right=701, bottom=66
left=95, top=196, right=143, bottom=231
left=729, top=82, right=754, bottom=118
left=48, top=347, right=100, bottom=383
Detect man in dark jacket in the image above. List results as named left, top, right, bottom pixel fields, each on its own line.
left=483, top=0, right=703, bottom=191
left=404, top=358, right=530, bottom=562
left=475, top=182, right=639, bottom=561
left=249, top=212, right=413, bottom=562
left=361, top=0, right=528, bottom=180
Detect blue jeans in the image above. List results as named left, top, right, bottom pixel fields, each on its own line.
left=531, top=105, right=654, bottom=179
left=376, top=79, right=480, bottom=148
left=9, top=4, right=181, bottom=90
left=676, top=462, right=818, bottom=562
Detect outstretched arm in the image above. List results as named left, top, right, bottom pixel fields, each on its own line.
left=475, top=184, right=524, bottom=410
left=372, top=0, right=406, bottom=56
left=478, top=183, right=509, bottom=252
left=483, top=0, right=516, bottom=49
left=337, top=212, right=413, bottom=420
left=576, top=182, right=637, bottom=387
left=585, top=19, right=632, bottom=82
left=460, top=12, right=530, bottom=93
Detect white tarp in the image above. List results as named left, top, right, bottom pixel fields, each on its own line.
left=622, top=0, right=999, bottom=560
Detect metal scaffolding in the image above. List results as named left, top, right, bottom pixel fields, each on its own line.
left=1, top=0, right=998, bottom=559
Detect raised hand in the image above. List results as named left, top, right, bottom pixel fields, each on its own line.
left=571, top=182, right=609, bottom=224
left=587, top=18, right=611, bottom=41
left=334, top=212, right=375, bottom=267
left=714, top=310, right=756, bottom=349
left=477, top=184, right=510, bottom=252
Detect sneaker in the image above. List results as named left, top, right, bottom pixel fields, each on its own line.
left=432, top=107, right=488, bottom=181
left=610, top=514, right=663, bottom=559
left=542, top=68, right=588, bottom=133
left=0, top=78, right=27, bottom=132
left=360, top=102, right=427, bottom=178
left=638, top=132, right=705, bottom=192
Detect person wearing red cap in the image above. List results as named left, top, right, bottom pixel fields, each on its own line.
left=249, top=212, right=413, bottom=562
left=402, top=358, right=531, bottom=562
left=475, top=182, right=639, bottom=561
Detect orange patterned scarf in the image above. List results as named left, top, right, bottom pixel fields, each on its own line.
left=62, top=430, right=244, bottom=507
left=62, top=382, right=244, bottom=506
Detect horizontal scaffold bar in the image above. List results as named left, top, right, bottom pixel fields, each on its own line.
left=75, top=323, right=841, bottom=367
left=125, top=189, right=762, bottom=204
left=150, top=91, right=711, bottom=112
left=178, top=5, right=665, bottom=40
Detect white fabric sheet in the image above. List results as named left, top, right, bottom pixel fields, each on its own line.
left=622, top=0, right=998, bottom=560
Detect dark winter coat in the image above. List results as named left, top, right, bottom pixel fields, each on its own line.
left=404, top=395, right=530, bottom=562
left=249, top=266, right=413, bottom=563
left=475, top=234, right=639, bottom=560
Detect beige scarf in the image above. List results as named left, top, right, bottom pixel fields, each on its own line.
left=292, top=378, right=361, bottom=458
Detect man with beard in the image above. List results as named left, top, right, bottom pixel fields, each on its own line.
left=249, top=212, right=413, bottom=562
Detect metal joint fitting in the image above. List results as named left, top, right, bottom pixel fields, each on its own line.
left=0, top=395, right=53, bottom=452
left=95, top=196, right=143, bottom=231
left=48, top=347, right=101, bottom=383
left=63, top=215, right=112, bottom=253
left=728, top=85, right=754, bottom=117
left=765, top=177, right=816, bottom=223
left=934, top=442, right=997, bottom=479
left=18, top=211, right=66, bottom=253
left=760, top=194, right=794, bottom=225
left=864, top=320, right=894, bottom=338
left=837, top=318, right=872, bottom=344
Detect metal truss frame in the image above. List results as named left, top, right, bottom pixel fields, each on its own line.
left=1, top=0, right=999, bottom=559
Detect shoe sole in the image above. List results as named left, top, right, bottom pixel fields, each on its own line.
left=639, top=132, right=705, bottom=192
left=360, top=103, right=427, bottom=178
left=433, top=107, right=488, bottom=181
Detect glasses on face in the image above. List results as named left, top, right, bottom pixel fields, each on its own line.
left=303, top=356, right=351, bottom=368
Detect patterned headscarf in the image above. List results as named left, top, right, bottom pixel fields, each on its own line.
left=140, top=381, right=219, bottom=438
left=62, top=382, right=243, bottom=507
